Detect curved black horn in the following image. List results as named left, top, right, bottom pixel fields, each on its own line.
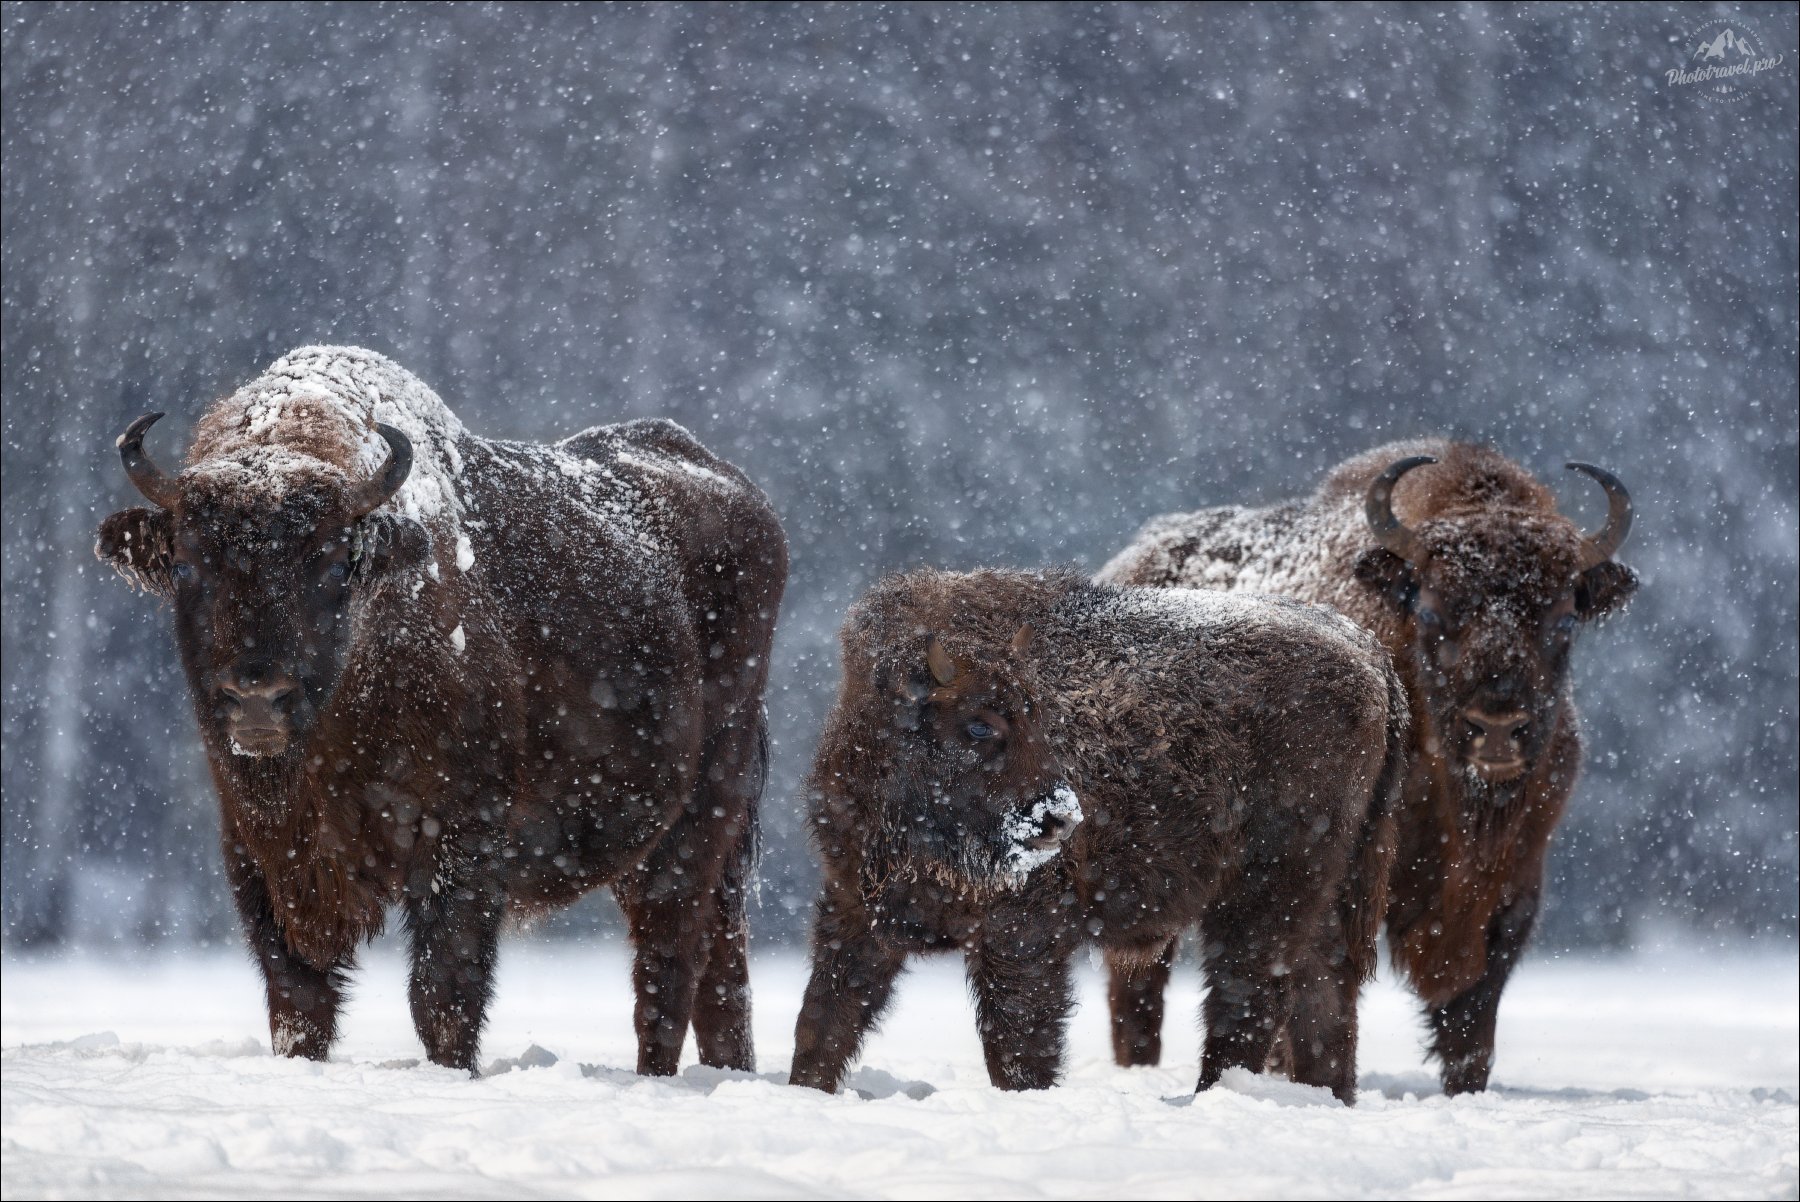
left=1364, top=455, right=1437, bottom=565
left=347, top=423, right=413, bottom=517
left=117, top=412, right=180, bottom=509
left=1566, top=462, right=1632, bottom=570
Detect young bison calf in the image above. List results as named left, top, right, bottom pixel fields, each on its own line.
left=789, top=568, right=1406, bottom=1102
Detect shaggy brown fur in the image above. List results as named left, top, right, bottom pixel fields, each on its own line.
left=789, top=568, right=1406, bottom=1102
left=1099, top=439, right=1636, bottom=1093
left=96, top=346, right=786, bottom=1074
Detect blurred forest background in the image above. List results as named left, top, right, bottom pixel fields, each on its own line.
left=4, top=2, right=1795, bottom=952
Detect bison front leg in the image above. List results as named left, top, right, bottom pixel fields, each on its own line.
left=1428, top=891, right=1538, bottom=1095
left=225, top=845, right=351, bottom=1061
left=789, top=903, right=907, bottom=1093
left=967, top=919, right=1077, bottom=1091
left=402, top=852, right=504, bottom=1074
left=1107, top=937, right=1177, bottom=1067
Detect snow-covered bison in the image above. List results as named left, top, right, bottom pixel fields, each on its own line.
left=1099, top=440, right=1635, bottom=1093
left=789, top=568, right=1406, bottom=1102
left=96, top=346, right=787, bottom=1074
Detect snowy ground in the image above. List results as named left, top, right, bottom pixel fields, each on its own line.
left=3, top=939, right=1795, bottom=1200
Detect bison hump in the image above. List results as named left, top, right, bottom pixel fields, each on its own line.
left=558, top=418, right=725, bottom=478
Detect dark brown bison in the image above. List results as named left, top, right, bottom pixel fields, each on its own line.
left=788, top=568, right=1406, bottom=1102
left=95, top=346, right=786, bottom=1074
left=1098, top=439, right=1635, bottom=1093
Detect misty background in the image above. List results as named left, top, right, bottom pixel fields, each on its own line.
left=3, top=2, right=1794, bottom=955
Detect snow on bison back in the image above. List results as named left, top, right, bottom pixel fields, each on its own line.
left=95, top=345, right=787, bottom=1074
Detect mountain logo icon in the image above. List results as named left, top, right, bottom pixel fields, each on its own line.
left=1693, top=28, right=1756, bottom=64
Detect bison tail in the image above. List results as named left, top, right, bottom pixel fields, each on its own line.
left=1346, top=665, right=1407, bottom=983
left=740, top=704, right=769, bottom=901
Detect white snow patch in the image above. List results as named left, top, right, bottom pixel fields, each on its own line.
left=1000, top=784, right=1083, bottom=877
left=449, top=624, right=465, bottom=653
left=270, top=1015, right=307, bottom=1057
left=185, top=444, right=348, bottom=501
left=1, top=946, right=1794, bottom=1199
left=618, top=447, right=730, bottom=488
left=454, top=532, right=475, bottom=573
left=1099, top=500, right=1341, bottom=602
left=1115, top=584, right=1276, bottom=626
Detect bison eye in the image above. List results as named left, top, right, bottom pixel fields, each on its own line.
left=1416, top=607, right=1442, bottom=630
left=328, top=561, right=349, bottom=581
left=1550, top=613, right=1576, bottom=638
left=965, top=720, right=997, bottom=741
left=172, top=560, right=196, bottom=582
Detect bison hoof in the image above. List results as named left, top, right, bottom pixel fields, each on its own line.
left=1441, top=1056, right=1492, bottom=1096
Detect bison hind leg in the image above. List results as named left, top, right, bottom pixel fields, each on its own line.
left=1195, top=955, right=1293, bottom=1094
left=1195, top=887, right=1306, bottom=1095
left=691, top=812, right=756, bottom=1071
left=1106, top=937, right=1177, bottom=1068
left=615, top=814, right=734, bottom=1079
left=1279, top=949, right=1362, bottom=1105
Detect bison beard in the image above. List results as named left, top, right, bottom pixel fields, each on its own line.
left=789, top=568, right=1406, bottom=1103
left=1098, top=440, right=1635, bottom=1094
left=95, top=346, right=786, bottom=1075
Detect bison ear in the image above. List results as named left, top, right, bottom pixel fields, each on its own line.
left=1352, top=547, right=1417, bottom=611
left=1575, top=559, right=1637, bottom=621
left=352, top=513, right=432, bottom=582
left=96, top=507, right=175, bottom=599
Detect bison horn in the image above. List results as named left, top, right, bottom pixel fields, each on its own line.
left=1364, top=455, right=1437, bottom=565
left=347, top=423, right=413, bottom=518
left=1566, top=462, right=1633, bottom=570
left=927, top=636, right=957, bottom=687
left=117, top=412, right=181, bottom=510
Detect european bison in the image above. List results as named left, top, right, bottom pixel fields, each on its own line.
left=789, top=568, right=1406, bottom=1102
left=96, top=346, right=786, bottom=1074
left=1099, top=439, right=1635, bottom=1093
